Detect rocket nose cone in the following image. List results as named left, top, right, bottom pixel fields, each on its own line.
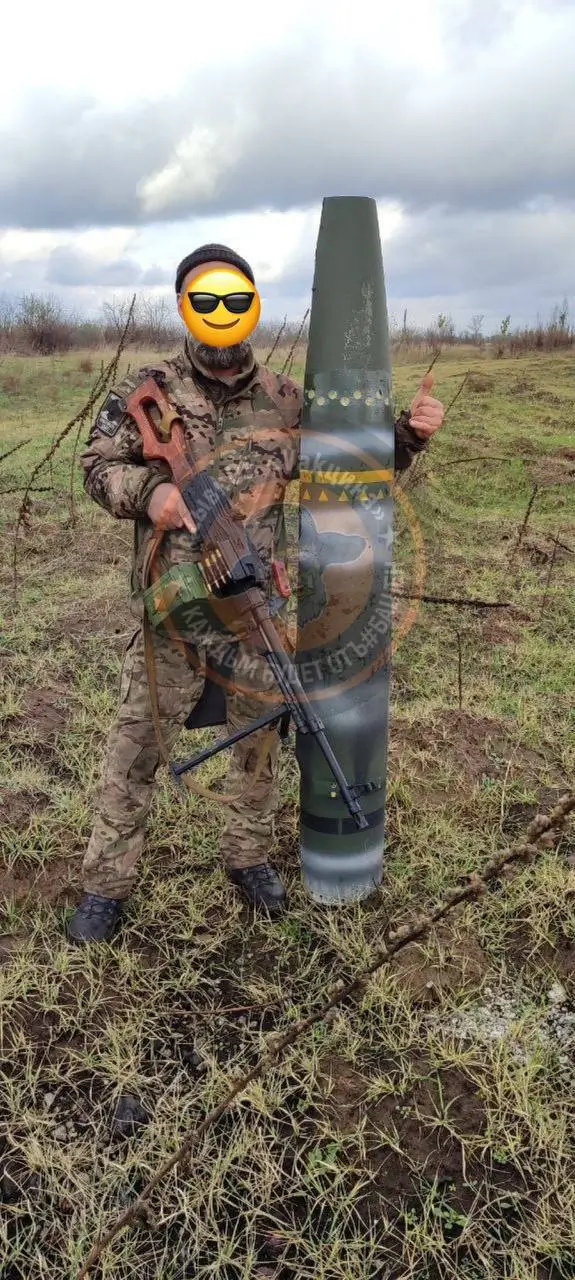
left=307, top=197, right=390, bottom=373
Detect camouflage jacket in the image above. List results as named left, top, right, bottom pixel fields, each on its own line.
left=80, top=337, right=428, bottom=607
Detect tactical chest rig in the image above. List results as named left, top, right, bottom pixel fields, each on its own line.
left=127, top=367, right=369, bottom=826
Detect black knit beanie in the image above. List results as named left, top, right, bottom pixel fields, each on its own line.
left=175, top=244, right=255, bottom=294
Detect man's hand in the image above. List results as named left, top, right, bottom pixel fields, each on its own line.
left=147, top=482, right=197, bottom=535
left=409, top=371, right=445, bottom=439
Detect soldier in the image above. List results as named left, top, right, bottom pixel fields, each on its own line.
left=67, top=244, right=445, bottom=944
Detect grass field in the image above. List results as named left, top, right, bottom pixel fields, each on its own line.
left=1, top=344, right=574, bottom=1280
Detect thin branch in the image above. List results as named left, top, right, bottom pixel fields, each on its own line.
left=509, top=483, right=539, bottom=567
left=67, top=298, right=135, bottom=526
left=425, top=351, right=442, bottom=376
left=174, top=1003, right=277, bottom=1018
left=264, top=315, right=287, bottom=366
left=0, top=439, right=31, bottom=466
left=281, top=308, right=310, bottom=376
left=12, top=297, right=136, bottom=594
left=545, top=533, right=574, bottom=557
left=455, top=629, right=463, bottom=708
left=0, top=485, right=53, bottom=496
left=392, top=590, right=512, bottom=609
left=439, top=454, right=519, bottom=468
left=76, top=792, right=575, bottom=1279
left=443, top=369, right=471, bottom=418
left=539, top=534, right=560, bottom=621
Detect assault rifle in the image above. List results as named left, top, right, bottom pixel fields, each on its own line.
left=126, top=375, right=369, bottom=831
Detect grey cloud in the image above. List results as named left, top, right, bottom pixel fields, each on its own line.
left=0, top=90, right=180, bottom=229
left=385, top=202, right=575, bottom=299
left=1, top=6, right=575, bottom=231
left=1, top=205, right=573, bottom=333
left=438, top=0, right=519, bottom=52
left=256, top=201, right=575, bottom=330
left=44, top=246, right=171, bottom=287
left=141, top=265, right=172, bottom=285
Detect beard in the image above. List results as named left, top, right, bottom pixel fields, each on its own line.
left=192, top=339, right=251, bottom=370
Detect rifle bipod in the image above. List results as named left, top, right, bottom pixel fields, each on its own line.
left=171, top=705, right=292, bottom=786
left=171, top=701, right=373, bottom=835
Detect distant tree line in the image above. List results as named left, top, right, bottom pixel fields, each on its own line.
left=391, top=301, right=574, bottom=357
left=0, top=291, right=573, bottom=358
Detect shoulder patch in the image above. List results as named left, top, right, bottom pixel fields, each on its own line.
left=93, top=391, right=126, bottom=437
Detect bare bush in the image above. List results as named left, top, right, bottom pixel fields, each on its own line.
left=507, top=299, right=573, bottom=356
left=102, top=295, right=180, bottom=349
left=15, top=294, right=75, bottom=354
left=467, top=314, right=485, bottom=344
left=495, top=314, right=512, bottom=359
left=0, top=290, right=572, bottom=359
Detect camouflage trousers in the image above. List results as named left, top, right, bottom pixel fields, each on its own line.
left=82, top=622, right=284, bottom=899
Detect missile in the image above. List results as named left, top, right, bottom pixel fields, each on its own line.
left=295, top=196, right=394, bottom=904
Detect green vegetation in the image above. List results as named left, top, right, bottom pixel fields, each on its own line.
left=0, top=345, right=574, bottom=1278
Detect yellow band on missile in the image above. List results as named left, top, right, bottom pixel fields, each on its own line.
left=299, top=468, right=393, bottom=485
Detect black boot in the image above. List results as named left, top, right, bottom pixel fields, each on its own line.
left=227, top=864, right=287, bottom=916
left=66, top=893, right=125, bottom=944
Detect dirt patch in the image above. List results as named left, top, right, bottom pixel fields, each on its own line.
left=16, top=519, right=130, bottom=583
left=557, top=446, right=575, bottom=462
left=0, top=856, right=77, bottom=908
left=467, top=374, right=495, bottom=393
left=436, top=709, right=550, bottom=782
left=0, top=933, right=28, bottom=963
left=501, top=787, right=572, bottom=837
left=319, top=1051, right=486, bottom=1202
left=479, top=614, right=522, bottom=645
left=510, top=378, right=537, bottom=396
left=391, top=709, right=549, bottom=796
left=531, top=938, right=575, bottom=982
left=522, top=537, right=564, bottom=567
left=389, top=924, right=488, bottom=1007
left=20, top=688, right=69, bottom=739
left=38, top=584, right=134, bottom=661
left=56, top=596, right=133, bottom=645
left=530, top=390, right=569, bottom=407
left=319, top=1054, right=367, bottom=1127
left=0, top=789, right=50, bottom=831
left=528, top=455, right=575, bottom=486
left=511, top=435, right=539, bottom=454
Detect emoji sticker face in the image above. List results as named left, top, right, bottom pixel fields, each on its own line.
left=179, top=266, right=261, bottom=347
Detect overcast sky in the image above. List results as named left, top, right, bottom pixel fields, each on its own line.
left=1, top=0, right=574, bottom=333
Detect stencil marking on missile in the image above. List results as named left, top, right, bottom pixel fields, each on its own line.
left=295, top=195, right=394, bottom=904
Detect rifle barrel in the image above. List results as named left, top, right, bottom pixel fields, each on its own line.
left=261, top=624, right=368, bottom=831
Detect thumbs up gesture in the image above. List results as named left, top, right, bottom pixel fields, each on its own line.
left=409, top=371, right=445, bottom=439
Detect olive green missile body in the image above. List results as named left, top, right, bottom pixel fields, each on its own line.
left=295, top=196, right=394, bottom=904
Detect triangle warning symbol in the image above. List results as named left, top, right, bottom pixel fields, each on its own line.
left=319, top=490, right=328, bottom=502
left=302, top=488, right=311, bottom=500
left=338, top=490, right=348, bottom=502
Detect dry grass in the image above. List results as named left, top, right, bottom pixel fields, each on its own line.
left=0, top=348, right=574, bottom=1279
